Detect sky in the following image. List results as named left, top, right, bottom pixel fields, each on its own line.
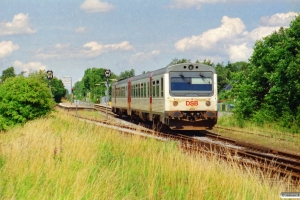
left=0, top=0, right=299, bottom=90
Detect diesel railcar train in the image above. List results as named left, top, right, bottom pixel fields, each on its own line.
left=112, top=63, right=218, bottom=130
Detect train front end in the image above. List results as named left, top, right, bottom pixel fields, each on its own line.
left=164, top=63, right=218, bottom=130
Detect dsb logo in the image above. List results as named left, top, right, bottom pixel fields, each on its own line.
left=186, top=101, right=198, bottom=106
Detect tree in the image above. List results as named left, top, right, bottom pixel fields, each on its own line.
left=167, top=58, right=191, bottom=67
left=1, top=67, right=16, bottom=82
left=79, top=67, right=117, bottom=101
left=233, top=14, right=300, bottom=129
left=118, top=69, right=135, bottom=80
left=28, top=70, right=66, bottom=103
left=50, top=77, right=66, bottom=103
left=0, top=76, right=54, bottom=131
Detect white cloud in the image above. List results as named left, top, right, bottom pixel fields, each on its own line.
left=0, top=13, right=37, bottom=36
left=247, top=26, right=281, bottom=41
left=174, top=12, right=297, bottom=63
left=260, top=12, right=298, bottom=27
left=0, top=41, right=19, bottom=58
left=83, top=41, right=134, bottom=57
left=36, top=41, right=134, bottom=59
left=55, top=43, right=70, bottom=49
left=13, top=60, right=47, bottom=72
left=228, top=43, right=252, bottom=62
left=80, top=0, right=115, bottom=13
left=75, top=26, right=87, bottom=33
left=129, top=50, right=160, bottom=64
left=175, top=16, right=246, bottom=51
left=247, top=12, right=298, bottom=41
left=169, top=0, right=246, bottom=9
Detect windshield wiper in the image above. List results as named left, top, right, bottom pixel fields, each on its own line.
left=199, top=73, right=210, bottom=84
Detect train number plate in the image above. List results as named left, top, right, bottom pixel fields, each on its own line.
left=186, top=101, right=198, bottom=106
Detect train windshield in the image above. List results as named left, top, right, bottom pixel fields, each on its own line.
left=170, top=71, right=213, bottom=96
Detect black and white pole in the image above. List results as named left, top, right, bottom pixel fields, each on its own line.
left=104, top=69, right=111, bottom=119
left=46, top=70, right=53, bottom=96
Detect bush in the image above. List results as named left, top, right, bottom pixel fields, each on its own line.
left=0, top=76, right=54, bottom=131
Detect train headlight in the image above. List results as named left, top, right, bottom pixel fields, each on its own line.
left=173, top=101, right=178, bottom=106
left=188, top=65, right=194, bottom=70
left=206, top=101, right=211, bottom=107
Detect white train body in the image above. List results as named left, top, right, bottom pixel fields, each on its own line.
left=112, top=63, right=218, bottom=130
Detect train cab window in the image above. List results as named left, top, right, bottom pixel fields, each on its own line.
left=170, top=71, right=213, bottom=96
left=161, top=78, right=163, bottom=97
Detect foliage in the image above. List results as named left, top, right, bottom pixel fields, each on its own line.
left=118, top=69, right=135, bottom=80
left=28, top=70, right=66, bottom=103
left=73, top=68, right=117, bottom=102
left=167, top=58, right=191, bottom=67
left=50, top=78, right=66, bottom=103
left=232, top=15, right=300, bottom=130
left=0, top=76, right=54, bottom=131
left=1, top=67, right=16, bottom=82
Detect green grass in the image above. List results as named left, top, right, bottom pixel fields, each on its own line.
left=216, top=114, right=300, bottom=153
left=0, top=110, right=296, bottom=199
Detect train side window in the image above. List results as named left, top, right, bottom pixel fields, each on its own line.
left=138, top=84, right=141, bottom=98
left=147, top=82, right=149, bottom=97
left=152, top=81, right=156, bottom=98
left=132, top=85, right=135, bottom=97
left=156, top=80, right=159, bottom=97
left=141, top=83, right=144, bottom=98
left=144, top=83, right=146, bottom=97
left=161, top=78, right=163, bottom=97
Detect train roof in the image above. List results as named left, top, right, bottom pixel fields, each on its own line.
left=115, top=63, right=215, bottom=85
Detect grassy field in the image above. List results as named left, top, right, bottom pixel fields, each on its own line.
left=216, top=114, right=300, bottom=154
left=0, top=109, right=297, bottom=199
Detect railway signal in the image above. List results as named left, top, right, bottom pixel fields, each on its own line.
left=46, top=70, right=53, bottom=80
left=46, top=70, right=53, bottom=96
left=104, top=69, right=111, bottom=119
left=105, top=69, right=111, bottom=78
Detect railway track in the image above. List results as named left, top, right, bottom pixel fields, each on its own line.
left=58, top=103, right=300, bottom=182
left=214, top=125, right=300, bottom=141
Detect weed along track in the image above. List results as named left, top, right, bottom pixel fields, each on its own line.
left=214, top=125, right=300, bottom=141
left=58, top=103, right=300, bottom=183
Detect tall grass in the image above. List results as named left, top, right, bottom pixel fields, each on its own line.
left=0, top=110, right=293, bottom=199
left=217, top=114, right=300, bottom=153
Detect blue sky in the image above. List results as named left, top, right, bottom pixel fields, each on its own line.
left=0, top=0, right=299, bottom=90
